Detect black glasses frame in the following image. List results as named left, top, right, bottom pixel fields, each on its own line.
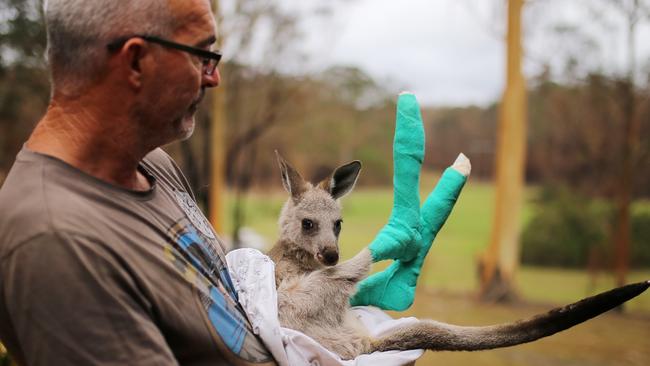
left=107, top=35, right=222, bottom=75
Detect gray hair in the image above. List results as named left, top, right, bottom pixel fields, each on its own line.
left=44, top=0, right=176, bottom=95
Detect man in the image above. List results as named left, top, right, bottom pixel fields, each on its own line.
left=0, top=0, right=276, bottom=364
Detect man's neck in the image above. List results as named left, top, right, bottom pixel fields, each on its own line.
left=27, top=97, right=153, bottom=191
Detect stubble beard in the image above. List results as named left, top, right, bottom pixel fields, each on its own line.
left=174, top=91, right=204, bottom=141
left=175, top=113, right=196, bottom=141
left=178, top=87, right=207, bottom=140
left=131, top=83, right=204, bottom=147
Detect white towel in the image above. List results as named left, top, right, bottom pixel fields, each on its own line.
left=226, top=248, right=425, bottom=366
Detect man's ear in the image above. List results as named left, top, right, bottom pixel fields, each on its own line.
left=275, top=150, right=306, bottom=200
left=120, top=38, right=148, bottom=89
left=319, top=161, right=361, bottom=199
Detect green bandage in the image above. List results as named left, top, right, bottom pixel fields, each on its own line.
left=367, top=93, right=425, bottom=262
left=350, top=167, right=467, bottom=310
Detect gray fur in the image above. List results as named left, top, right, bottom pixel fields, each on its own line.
left=268, top=155, right=650, bottom=360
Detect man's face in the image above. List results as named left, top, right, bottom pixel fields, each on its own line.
left=140, top=0, right=219, bottom=145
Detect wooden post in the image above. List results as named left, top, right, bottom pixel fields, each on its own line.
left=479, top=0, right=527, bottom=302
left=613, top=0, right=641, bottom=290
left=208, top=0, right=225, bottom=234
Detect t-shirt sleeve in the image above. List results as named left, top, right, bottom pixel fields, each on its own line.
left=2, top=231, right=179, bottom=366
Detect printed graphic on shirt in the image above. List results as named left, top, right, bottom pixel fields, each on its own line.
left=165, top=218, right=272, bottom=363
left=169, top=220, right=237, bottom=299
left=174, top=190, right=216, bottom=239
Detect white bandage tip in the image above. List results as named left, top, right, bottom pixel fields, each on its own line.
left=451, top=153, right=471, bottom=177
left=399, top=91, right=415, bottom=96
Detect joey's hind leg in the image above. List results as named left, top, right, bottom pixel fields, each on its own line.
left=311, top=324, right=373, bottom=360
left=352, top=159, right=469, bottom=311
left=367, top=93, right=424, bottom=263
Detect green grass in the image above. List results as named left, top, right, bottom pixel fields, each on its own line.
left=405, top=289, right=650, bottom=366
left=224, top=175, right=650, bottom=365
left=223, top=173, right=650, bottom=313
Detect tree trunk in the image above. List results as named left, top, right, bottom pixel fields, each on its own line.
left=209, top=86, right=226, bottom=236
left=208, top=0, right=225, bottom=235
left=231, top=143, right=258, bottom=249
left=479, top=0, right=527, bottom=302
left=612, top=1, right=641, bottom=307
left=613, top=82, right=637, bottom=290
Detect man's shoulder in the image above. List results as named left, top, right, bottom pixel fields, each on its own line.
left=0, top=150, right=105, bottom=256
left=0, top=150, right=51, bottom=248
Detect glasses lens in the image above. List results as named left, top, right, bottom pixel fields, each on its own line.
left=203, top=58, right=219, bottom=76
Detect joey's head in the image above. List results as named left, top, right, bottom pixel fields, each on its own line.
left=275, top=151, right=361, bottom=267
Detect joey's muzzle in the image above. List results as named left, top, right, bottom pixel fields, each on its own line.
left=317, top=248, right=339, bottom=266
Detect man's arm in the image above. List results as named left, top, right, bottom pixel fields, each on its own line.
left=2, top=232, right=178, bottom=366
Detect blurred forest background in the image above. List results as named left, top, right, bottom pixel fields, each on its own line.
left=1, top=0, right=650, bottom=365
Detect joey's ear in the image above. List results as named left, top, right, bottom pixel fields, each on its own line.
left=275, top=150, right=306, bottom=199
left=319, top=160, right=362, bottom=199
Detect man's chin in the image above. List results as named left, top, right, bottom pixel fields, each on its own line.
left=176, top=115, right=196, bottom=141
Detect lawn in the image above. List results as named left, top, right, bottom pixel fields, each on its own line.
left=223, top=174, right=650, bottom=365
left=404, top=288, right=650, bottom=366
left=223, top=173, right=650, bottom=313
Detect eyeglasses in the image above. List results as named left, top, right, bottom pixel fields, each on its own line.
left=107, top=35, right=222, bottom=76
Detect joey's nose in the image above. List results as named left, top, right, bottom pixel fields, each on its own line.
left=320, top=250, right=339, bottom=266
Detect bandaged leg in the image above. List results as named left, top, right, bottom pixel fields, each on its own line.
left=351, top=156, right=469, bottom=310
left=367, top=92, right=425, bottom=262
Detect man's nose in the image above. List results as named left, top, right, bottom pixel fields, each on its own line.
left=203, top=67, right=221, bottom=88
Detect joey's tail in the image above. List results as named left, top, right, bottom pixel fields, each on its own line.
left=373, top=281, right=649, bottom=352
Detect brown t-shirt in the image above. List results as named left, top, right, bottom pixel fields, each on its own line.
left=0, top=147, right=276, bottom=366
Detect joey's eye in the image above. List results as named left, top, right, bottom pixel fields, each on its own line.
left=302, top=219, right=314, bottom=230
left=334, top=219, right=343, bottom=236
